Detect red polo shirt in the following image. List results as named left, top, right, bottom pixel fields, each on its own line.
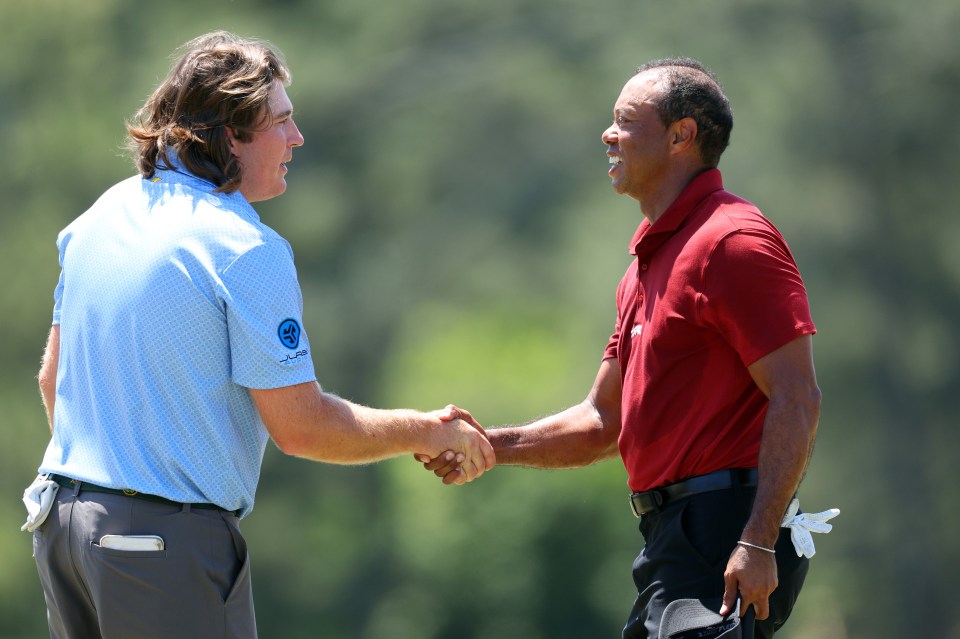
left=604, top=169, right=815, bottom=493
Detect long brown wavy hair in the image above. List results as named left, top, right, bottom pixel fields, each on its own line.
left=126, top=31, right=291, bottom=193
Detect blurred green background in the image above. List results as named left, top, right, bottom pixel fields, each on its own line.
left=2, top=0, right=958, bottom=637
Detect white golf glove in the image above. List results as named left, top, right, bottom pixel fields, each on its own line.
left=21, top=474, right=59, bottom=533
left=780, top=497, right=840, bottom=558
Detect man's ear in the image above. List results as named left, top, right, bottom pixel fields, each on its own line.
left=669, top=117, right=698, bottom=156
left=225, top=126, right=239, bottom=155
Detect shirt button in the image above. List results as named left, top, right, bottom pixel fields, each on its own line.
left=640, top=263, right=648, bottom=271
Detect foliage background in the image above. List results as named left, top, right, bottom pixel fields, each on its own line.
left=2, top=0, right=958, bottom=637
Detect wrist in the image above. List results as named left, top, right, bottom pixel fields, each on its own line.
left=485, top=427, right=521, bottom=465
left=737, top=540, right=776, bottom=554
left=739, top=516, right=781, bottom=550
left=410, top=410, right=446, bottom=456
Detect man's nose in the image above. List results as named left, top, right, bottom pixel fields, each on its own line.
left=601, top=124, right=618, bottom=144
left=289, top=119, right=305, bottom=147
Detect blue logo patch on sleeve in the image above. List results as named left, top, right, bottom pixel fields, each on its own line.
left=277, top=319, right=301, bottom=349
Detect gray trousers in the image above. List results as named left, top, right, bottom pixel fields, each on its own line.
left=33, top=481, right=257, bottom=639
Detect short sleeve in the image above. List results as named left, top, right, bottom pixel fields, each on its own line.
left=52, top=270, right=64, bottom=325
left=221, top=239, right=317, bottom=389
left=603, top=271, right=629, bottom=361
left=52, top=229, right=71, bottom=326
left=699, top=228, right=815, bottom=366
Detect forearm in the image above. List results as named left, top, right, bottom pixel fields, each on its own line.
left=38, top=326, right=60, bottom=434
left=39, top=377, right=56, bottom=434
left=741, top=391, right=820, bottom=547
left=257, top=382, right=436, bottom=463
left=489, top=400, right=620, bottom=468
left=489, top=357, right=622, bottom=469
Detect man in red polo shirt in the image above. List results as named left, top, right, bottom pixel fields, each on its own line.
left=421, top=58, right=821, bottom=638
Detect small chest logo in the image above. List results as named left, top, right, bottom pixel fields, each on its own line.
left=277, top=319, right=301, bottom=350
left=630, top=324, right=643, bottom=338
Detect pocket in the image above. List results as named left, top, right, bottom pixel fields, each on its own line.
left=219, top=513, right=257, bottom=638
left=224, top=550, right=252, bottom=606
left=32, top=529, right=42, bottom=559
left=671, top=501, right=719, bottom=571
left=222, top=542, right=251, bottom=602
left=89, top=541, right=168, bottom=560
left=677, top=492, right=747, bottom=570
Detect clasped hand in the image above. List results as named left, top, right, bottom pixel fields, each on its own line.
left=416, top=405, right=494, bottom=485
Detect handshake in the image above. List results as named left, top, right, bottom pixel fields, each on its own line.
left=414, top=404, right=495, bottom=486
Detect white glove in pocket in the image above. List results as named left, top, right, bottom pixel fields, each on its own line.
left=21, top=474, right=59, bottom=533
left=780, top=497, right=840, bottom=558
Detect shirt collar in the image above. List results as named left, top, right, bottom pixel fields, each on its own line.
left=628, top=168, right=725, bottom=256
left=152, top=151, right=219, bottom=192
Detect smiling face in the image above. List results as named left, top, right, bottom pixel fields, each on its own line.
left=227, top=80, right=304, bottom=203
left=601, top=71, right=673, bottom=203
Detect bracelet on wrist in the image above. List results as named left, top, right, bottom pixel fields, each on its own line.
left=737, top=540, right=776, bottom=554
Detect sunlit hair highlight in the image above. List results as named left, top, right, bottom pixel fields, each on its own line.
left=126, top=31, right=291, bottom=193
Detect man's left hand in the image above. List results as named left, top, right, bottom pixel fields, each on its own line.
left=720, top=543, right=778, bottom=620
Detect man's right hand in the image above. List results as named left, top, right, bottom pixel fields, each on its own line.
left=416, top=405, right=493, bottom=485
left=415, top=450, right=468, bottom=485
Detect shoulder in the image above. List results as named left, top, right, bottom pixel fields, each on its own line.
left=57, top=175, right=143, bottom=245
left=221, top=228, right=296, bottom=281
left=699, top=190, right=780, bottom=235
left=692, top=191, right=792, bottom=258
left=185, top=189, right=290, bottom=255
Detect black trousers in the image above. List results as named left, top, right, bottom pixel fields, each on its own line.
left=622, top=484, right=809, bottom=639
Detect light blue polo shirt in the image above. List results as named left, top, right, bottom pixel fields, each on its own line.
left=38, top=158, right=317, bottom=517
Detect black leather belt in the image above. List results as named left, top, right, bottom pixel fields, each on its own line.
left=629, top=468, right=758, bottom=518
left=51, top=474, right=234, bottom=514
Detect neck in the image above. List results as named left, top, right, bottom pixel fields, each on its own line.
left=638, top=165, right=710, bottom=224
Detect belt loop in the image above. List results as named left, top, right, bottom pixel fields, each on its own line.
left=72, top=479, right=81, bottom=498
left=181, top=503, right=192, bottom=514
left=732, top=469, right=750, bottom=499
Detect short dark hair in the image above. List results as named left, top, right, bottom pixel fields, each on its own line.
left=635, top=58, right=733, bottom=167
left=126, top=31, right=291, bottom=193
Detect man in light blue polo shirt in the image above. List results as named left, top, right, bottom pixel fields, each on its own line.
left=29, top=31, right=494, bottom=639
